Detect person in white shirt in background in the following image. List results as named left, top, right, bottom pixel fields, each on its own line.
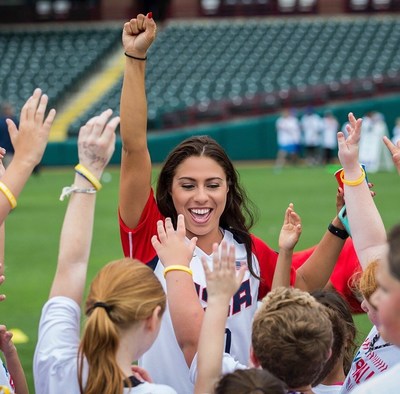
left=359, top=111, right=393, bottom=173
left=301, top=106, right=322, bottom=166
left=274, top=108, right=302, bottom=171
left=321, top=111, right=339, bottom=165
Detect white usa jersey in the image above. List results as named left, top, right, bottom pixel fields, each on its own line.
left=119, top=189, right=295, bottom=394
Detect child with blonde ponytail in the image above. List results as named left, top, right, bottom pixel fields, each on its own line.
left=33, top=108, right=176, bottom=394
left=78, top=259, right=167, bottom=394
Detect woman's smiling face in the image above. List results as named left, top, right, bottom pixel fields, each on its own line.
left=171, top=155, right=229, bottom=247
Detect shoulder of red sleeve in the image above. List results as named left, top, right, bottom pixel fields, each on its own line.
left=250, top=234, right=278, bottom=300
left=118, top=189, right=163, bottom=265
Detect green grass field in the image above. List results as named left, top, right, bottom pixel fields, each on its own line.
left=2, top=162, right=399, bottom=392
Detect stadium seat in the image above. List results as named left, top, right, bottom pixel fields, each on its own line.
left=60, top=16, right=400, bottom=133
left=0, top=25, right=121, bottom=116
left=201, top=0, right=220, bottom=14
left=278, top=0, right=296, bottom=12
left=298, top=0, right=317, bottom=11
left=372, top=0, right=392, bottom=10
left=349, top=0, right=369, bottom=10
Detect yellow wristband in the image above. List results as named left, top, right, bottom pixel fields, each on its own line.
left=0, top=181, right=17, bottom=209
left=74, top=164, right=102, bottom=191
left=163, top=265, right=193, bottom=278
left=340, top=167, right=366, bottom=186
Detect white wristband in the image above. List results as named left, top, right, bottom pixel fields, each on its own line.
left=59, top=184, right=97, bottom=201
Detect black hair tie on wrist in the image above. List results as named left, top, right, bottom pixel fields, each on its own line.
left=124, top=52, right=147, bottom=61
left=328, top=223, right=349, bottom=240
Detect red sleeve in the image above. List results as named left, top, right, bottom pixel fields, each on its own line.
left=292, top=238, right=363, bottom=313
left=252, top=235, right=296, bottom=300
left=118, top=189, right=164, bottom=265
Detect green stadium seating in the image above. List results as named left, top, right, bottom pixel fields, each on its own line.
left=3, top=14, right=400, bottom=137
left=0, top=25, right=121, bottom=114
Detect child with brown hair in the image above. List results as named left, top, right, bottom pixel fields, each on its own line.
left=251, top=287, right=333, bottom=394
left=311, top=289, right=357, bottom=393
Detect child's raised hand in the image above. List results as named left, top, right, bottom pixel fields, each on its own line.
left=151, top=214, right=197, bottom=268
left=7, top=88, right=56, bottom=168
left=0, top=325, right=15, bottom=357
left=77, top=109, right=118, bottom=180
left=278, top=203, right=302, bottom=252
left=337, top=112, right=362, bottom=169
left=383, top=135, right=400, bottom=175
left=201, top=241, right=246, bottom=303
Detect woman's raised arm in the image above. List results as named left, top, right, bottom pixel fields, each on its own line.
left=119, top=13, right=157, bottom=229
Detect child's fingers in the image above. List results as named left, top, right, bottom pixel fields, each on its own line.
left=100, top=115, right=119, bottom=142
left=90, top=109, right=113, bottom=139
left=337, top=131, right=346, bottom=148
left=211, top=242, right=220, bottom=271
left=201, top=256, right=211, bottom=276
left=164, top=217, right=174, bottom=235
left=283, top=206, right=291, bottom=225
left=26, top=88, right=42, bottom=121
left=176, top=214, right=186, bottom=236
left=150, top=235, right=161, bottom=251
left=219, top=241, right=228, bottom=270
left=6, top=118, right=18, bottom=142
left=34, top=93, right=49, bottom=124
left=348, top=112, right=356, bottom=125
left=189, top=236, right=198, bottom=252
left=383, top=135, right=397, bottom=154
left=156, top=220, right=167, bottom=242
left=236, top=264, right=247, bottom=285
left=290, top=210, right=301, bottom=225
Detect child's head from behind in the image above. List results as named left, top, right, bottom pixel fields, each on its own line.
left=79, top=258, right=166, bottom=393
left=311, top=289, right=356, bottom=383
left=251, top=287, right=332, bottom=390
left=214, top=368, right=287, bottom=394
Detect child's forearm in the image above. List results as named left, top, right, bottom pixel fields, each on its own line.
left=4, top=347, right=29, bottom=394
left=272, top=248, right=293, bottom=289
left=195, top=298, right=231, bottom=394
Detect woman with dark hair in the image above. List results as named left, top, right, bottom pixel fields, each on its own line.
left=119, top=14, right=350, bottom=393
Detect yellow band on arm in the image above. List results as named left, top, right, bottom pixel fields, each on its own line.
left=340, top=167, right=366, bottom=186
left=74, top=164, right=102, bottom=191
left=164, top=265, right=193, bottom=278
left=0, top=181, right=17, bottom=209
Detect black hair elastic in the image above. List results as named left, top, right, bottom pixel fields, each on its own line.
left=90, top=301, right=113, bottom=314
